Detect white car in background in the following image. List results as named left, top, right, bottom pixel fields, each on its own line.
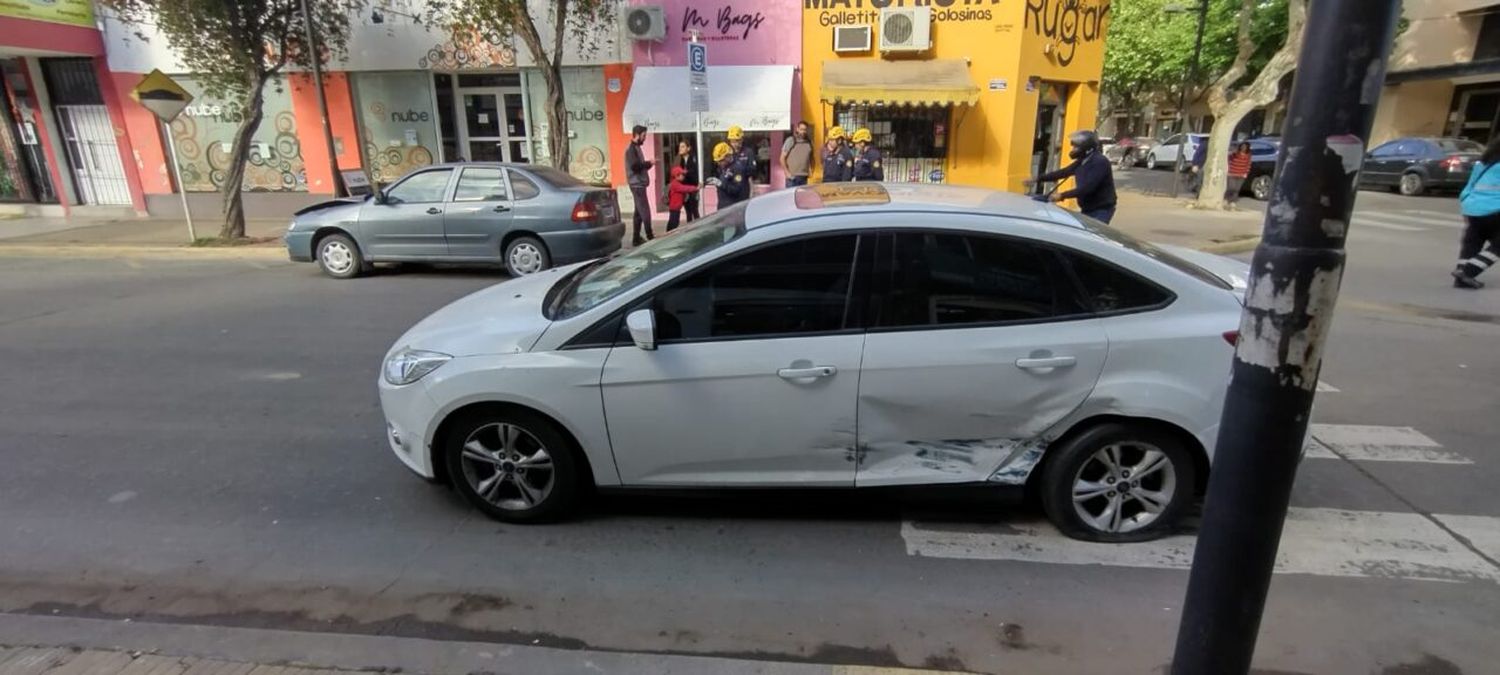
left=1147, top=133, right=1211, bottom=170
left=378, top=183, right=1248, bottom=542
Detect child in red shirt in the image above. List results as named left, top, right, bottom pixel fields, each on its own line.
left=667, top=165, right=699, bottom=232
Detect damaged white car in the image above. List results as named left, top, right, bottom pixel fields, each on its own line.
left=378, top=183, right=1248, bottom=542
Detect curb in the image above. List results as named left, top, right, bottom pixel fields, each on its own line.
left=0, top=245, right=286, bottom=260
left=1196, top=236, right=1261, bottom=255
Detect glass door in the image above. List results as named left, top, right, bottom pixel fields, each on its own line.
left=459, top=87, right=530, bottom=163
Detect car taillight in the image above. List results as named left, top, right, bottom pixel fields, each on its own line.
left=1223, top=330, right=1239, bottom=346
left=571, top=198, right=597, bottom=223
left=1442, top=155, right=1464, bottom=170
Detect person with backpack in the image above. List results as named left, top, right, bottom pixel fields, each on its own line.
left=781, top=121, right=814, bottom=188
left=1453, top=137, right=1500, bottom=289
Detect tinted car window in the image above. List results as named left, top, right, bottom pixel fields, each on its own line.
left=653, top=234, right=858, bottom=341
left=1436, top=138, right=1484, bottom=153
left=453, top=167, right=508, bottom=201
left=387, top=169, right=452, bottom=203
left=874, top=232, right=1084, bottom=328
left=509, top=170, right=542, bottom=199
left=1062, top=251, right=1173, bottom=313
left=1369, top=141, right=1401, bottom=158
left=527, top=166, right=587, bottom=188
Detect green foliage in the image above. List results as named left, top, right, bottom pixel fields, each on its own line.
left=1103, top=0, right=1289, bottom=110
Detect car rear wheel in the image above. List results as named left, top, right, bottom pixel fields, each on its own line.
left=1250, top=175, right=1273, bottom=201
left=316, top=233, right=365, bottom=279
left=504, top=236, right=551, bottom=277
left=1399, top=172, right=1426, bottom=196
left=1039, top=423, right=1196, bottom=542
left=444, top=409, right=580, bottom=523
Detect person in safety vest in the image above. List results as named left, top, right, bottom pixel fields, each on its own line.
left=851, top=128, right=883, bottom=182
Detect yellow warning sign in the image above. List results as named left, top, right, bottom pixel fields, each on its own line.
left=130, top=70, right=194, bottom=122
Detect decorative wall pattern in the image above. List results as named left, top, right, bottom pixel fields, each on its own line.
left=418, top=29, right=518, bottom=70
left=525, top=67, right=611, bottom=184
left=168, top=76, right=306, bottom=192
left=351, top=71, right=439, bottom=183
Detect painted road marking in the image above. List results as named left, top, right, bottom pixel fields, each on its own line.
left=1356, top=211, right=1464, bottom=229
left=1316, top=380, right=1339, bottom=392
left=1435, top=514, right=1500, bottom=564
left=901, top=508, right=1500, bottom=583
left=1355, top=216, right=1426, bottom=232
left=1305, top=424, right=1471, bottom=464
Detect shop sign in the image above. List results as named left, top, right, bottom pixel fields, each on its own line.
left=682, top=5, right=768, bottom=42
left=1024, top=0, right=1111, bottom=67
left=988, top=78, right=1007, bottom=92
left=0, top=0, right=94, bottom=28
left=808, top=0, right=1006, bottom=26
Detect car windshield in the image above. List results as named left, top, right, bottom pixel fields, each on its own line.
left=527, top=166, right=588, bottom=188
left=1435, top=138, right=1484, bottom=153
left=1071, top=213, right=1232, bottom=290
left=551, top=203, right=749, bottom=318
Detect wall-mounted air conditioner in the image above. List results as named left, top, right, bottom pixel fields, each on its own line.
left=625, top=6, right=666, bottom=42
left=834, top=25, right=872, bottom=53
left=879, top=7, right=931, bottom=53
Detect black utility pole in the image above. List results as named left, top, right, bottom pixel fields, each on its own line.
left=301, top=0, right=347, bottom=198
left=1170, top=0, right=1208, bottom=198
left=1170, top=1, right=1402, bottom=673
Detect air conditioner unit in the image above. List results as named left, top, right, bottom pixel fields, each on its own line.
left=624, top=6, right=666, bottom=42
left=833, top=25, right=871, bottom=53
left=879, top=7, right=931, bottom=53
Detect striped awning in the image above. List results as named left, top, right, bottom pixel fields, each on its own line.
left=820, top=59, right=980, bottom=107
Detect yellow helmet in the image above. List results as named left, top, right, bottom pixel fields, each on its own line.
left=727, top=125, right=744, bottom=141
left=852, top=128, right=873, bottom=144
left=828, top=126, right=847, bottom=141
left=713, top=142, right=733, bottom=162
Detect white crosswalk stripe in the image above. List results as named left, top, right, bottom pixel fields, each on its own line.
left=1315, top=380, right=1339, bottom=392
left=1351, top=210, right=1465, bottom=232
left=901, top=508, right=1500, bottom=583
left=1304, top=423, right=1471, bottom=464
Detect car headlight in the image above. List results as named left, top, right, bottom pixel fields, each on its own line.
left=384, top=348, right=451, bottom=385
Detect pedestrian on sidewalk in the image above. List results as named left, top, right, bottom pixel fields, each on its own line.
left=711, top=142, right=750, bottom=208
left=624, top=125, right=655, bottom=246
left=666, top=165, right=698, bottom=232
left=728, top=125, right=757, bottom=188
left=821, top=126, right=853, bottom=183
left=1453, top=137, right=1500, bottom=290
left=1226, top=142, right=1253, bottom=208
left=781, top=121, right=814, bottom=188
left=1187, top=138, right=1208, bottom=195
left=675, top=140, right=700, bottom=223
left=851, top=128, right=883, bottom=182
left=1025, top=130, right=1118, bottom=223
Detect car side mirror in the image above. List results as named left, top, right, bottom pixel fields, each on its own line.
left=372, top=189, right=388, bottom=205
left=625, top=309, right=657, bottom=351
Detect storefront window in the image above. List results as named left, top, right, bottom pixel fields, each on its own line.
left=168, top=76, right=306, bottom=192
left=835, top=104, right=949, bottom=184
left=525, top=67, right=610, bottom=184
left=659, top=131, right=772, bottom=186
left=351, top=71, right=439, bottom=185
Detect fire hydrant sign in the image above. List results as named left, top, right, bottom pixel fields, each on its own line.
left=131, top=69, right=194, bottom=122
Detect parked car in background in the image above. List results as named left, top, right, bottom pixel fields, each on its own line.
left=1103, top=136, right=1154, bottom=169
left=1358, top=137, right=1486, bottom=196
left=378, top=183, right=1250, bottom=542
left=1146, top=133, right=1209, bottom=170
left=285, top=163, right=623, bottom=279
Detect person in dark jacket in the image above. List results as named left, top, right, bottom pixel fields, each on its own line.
left=1187, top=137, right=1209, bottom=194
left=1026, top=129, right=1118, bottom=223
left=850, top=128, right=883, bottom=181
left=711, top=142, right=750, bottom=208
left=675, top=140, right=700, bottom=223
left=821, top=126, right=853, bottom=183
left=624, top=124, right=654, bottom=246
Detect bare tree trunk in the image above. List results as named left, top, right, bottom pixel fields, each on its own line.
left=219, top=77, right=267, bottom=239
left=541, top=62, right=570, bottom=172
left=1194, top=0, right=1307, bottom=209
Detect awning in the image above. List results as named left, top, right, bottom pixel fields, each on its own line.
left=821, top=59, right=980, bottom=107
left=622, top=65, right=794, bottom=133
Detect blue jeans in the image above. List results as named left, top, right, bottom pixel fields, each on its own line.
left=1083, top=206, right=1116, bottom=224
left=787, top=175, right=808, bottom=187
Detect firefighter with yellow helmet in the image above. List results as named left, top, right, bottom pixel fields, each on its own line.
left=726, top=125, right=757, bottom=183
left=710, top=141, right=750, bottom=208
left=850, top=128, right=883, bottom=182
left=821, top=126, right=854, bottom=183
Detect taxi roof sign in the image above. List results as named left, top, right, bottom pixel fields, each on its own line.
left=793, top=182, right=891, bottom=210
left=131, top=69, right=194, bottom=122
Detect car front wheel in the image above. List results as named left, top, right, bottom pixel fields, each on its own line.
left=1399, top=172, right=1426, bottom=196
left=1146, top=153, right=1159, bottom=170
left=316, top=233, right=365, bottom=279
left=1039, top=423, right=1196, bottom=542
left=444, top=409, right=579, bottom=523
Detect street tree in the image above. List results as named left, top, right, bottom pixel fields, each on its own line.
left=105, top=0, right=361, bottom=240
left=428, top=0, right=616, bottom=173
left=1194, top=0, right=1305, bottom=210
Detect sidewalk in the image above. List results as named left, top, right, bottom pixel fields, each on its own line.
left=0, top=614, right=956, bottom=675
left=1107, top=191, right=1264, bottom=254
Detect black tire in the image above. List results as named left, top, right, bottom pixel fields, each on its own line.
left=504, top=235, right=552, bottom=277
left=444, top=408, right=580, bottom=523
left=1398, top=172, right=1426, bottom=196
left=1250, top=174, right=1273, bottom=201
left=1038, top=423, right=1196, bottom=542
left=315, top=233, right=365, bottom=279
left=1146, top=153, right=1159, bottom=170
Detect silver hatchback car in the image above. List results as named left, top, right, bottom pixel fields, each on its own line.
left=285, top=163, right=623, bottom=278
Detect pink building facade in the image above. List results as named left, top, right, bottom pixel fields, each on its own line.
left=622, top=0, right=802, bottom=215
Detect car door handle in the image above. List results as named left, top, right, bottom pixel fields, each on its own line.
left=426, top=207, right=443, bottom=215
left=492, top=205, right=510, bottom=213
left=1015, top=356, right=1077, bottom=370
left=778, top=366, right=837, bottom=379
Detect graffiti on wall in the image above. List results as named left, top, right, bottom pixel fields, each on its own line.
left=1024, top=0, right=1111, bottom=67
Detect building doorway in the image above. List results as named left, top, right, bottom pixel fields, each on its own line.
left=1454, top=86, right=1499, bottom=146
left=40, top=58, right=131, bottom=205
left=1031, top=81, right=1068, bottom=195
left=453, top=73, right=531, bottom=163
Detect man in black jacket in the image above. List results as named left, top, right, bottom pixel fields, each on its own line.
left=624, top=125, right=655, bottom=246
left=1027, top=130, right=1118, bottom=223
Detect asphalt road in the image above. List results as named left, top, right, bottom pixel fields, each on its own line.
left=1, top=194, right=1498, bottom=674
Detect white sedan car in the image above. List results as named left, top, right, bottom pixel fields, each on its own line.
left=379, top=183, right=1248, bottom=542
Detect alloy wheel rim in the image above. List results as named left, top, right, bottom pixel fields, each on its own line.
left=460, top=422, right=555, bottom=511
left=509, top=243, right=544, bottom=275
left=321, top=241, right=353, bottom=274
left=1401, top=174, right=1420, bottom=193
left=1071, top=441, right=1176, bottom=534
left=1253, top=176, right=1271, bottom=199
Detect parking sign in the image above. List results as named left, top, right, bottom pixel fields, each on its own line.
left=688, top=42, right=709, bottom=112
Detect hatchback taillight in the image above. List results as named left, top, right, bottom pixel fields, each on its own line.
left=571, top=198, right=597, bottom=223
left=1441, top=155, right=1464, bottom=170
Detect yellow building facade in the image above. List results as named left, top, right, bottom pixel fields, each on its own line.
left=800, top=0, right=1111, bottom=193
